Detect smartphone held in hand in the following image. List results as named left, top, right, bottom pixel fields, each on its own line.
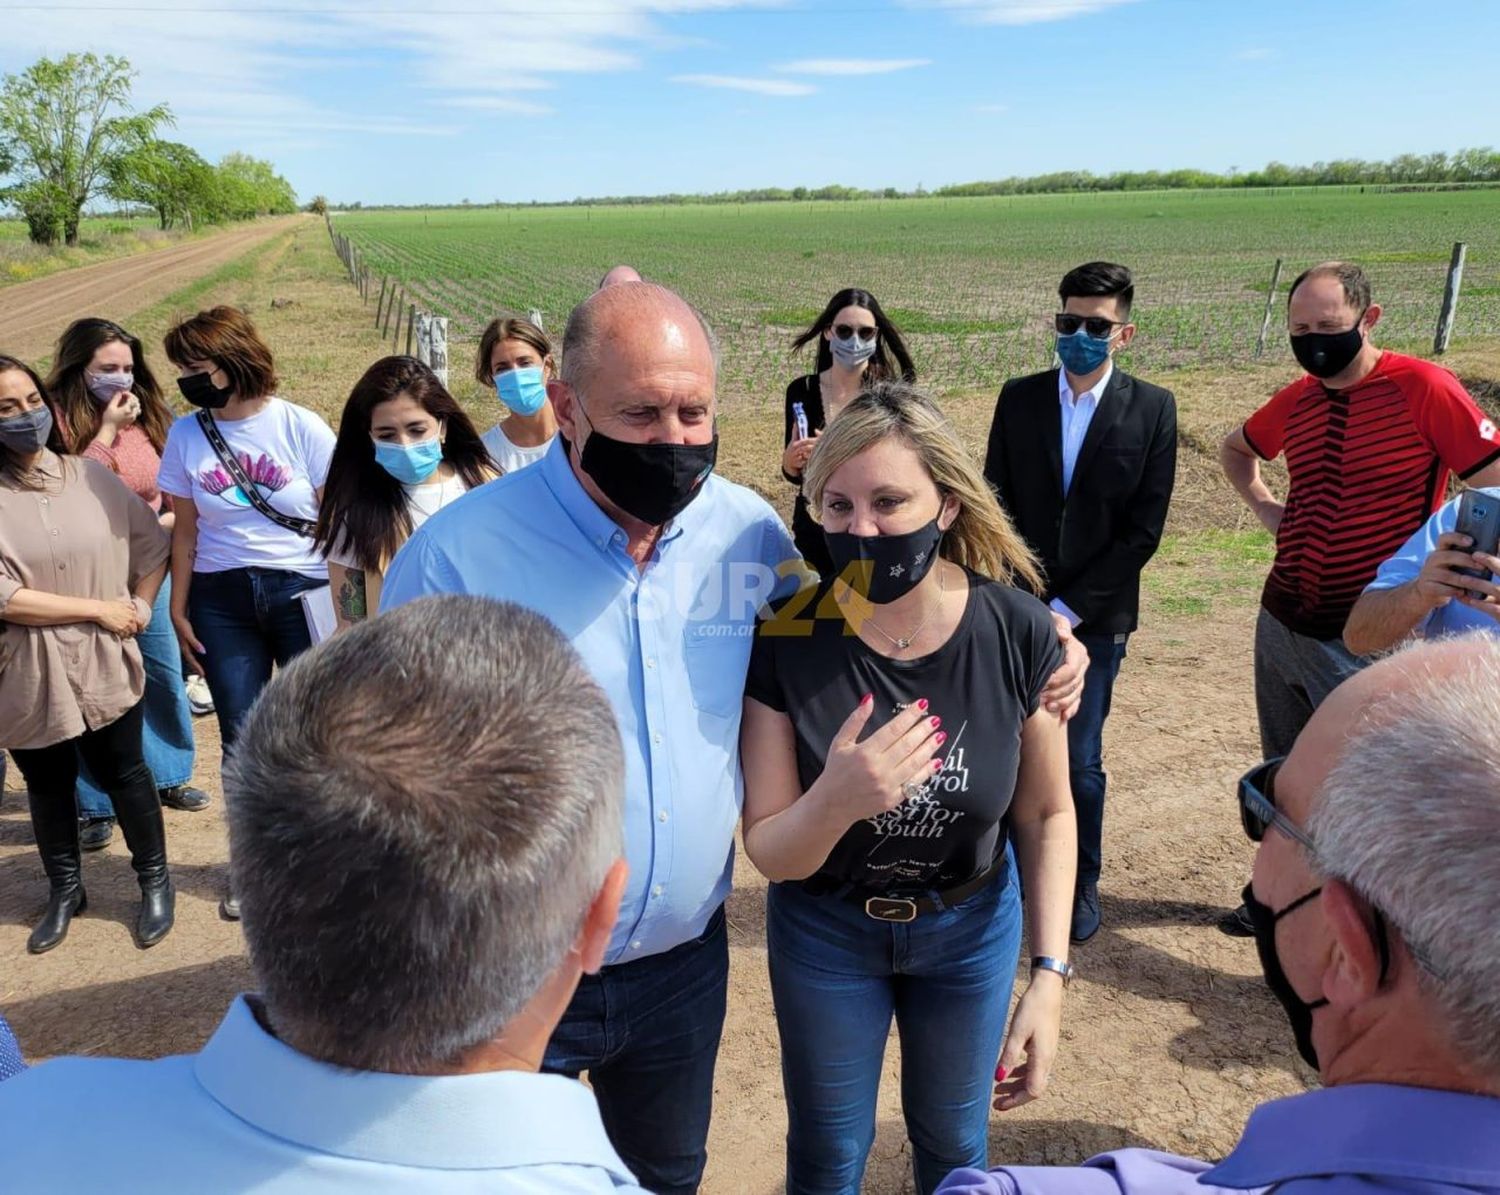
left=1454, top=489, right=1500, bottom=580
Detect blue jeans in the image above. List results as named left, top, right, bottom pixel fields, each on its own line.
left=77, top=579, right=195, bottom=819
left=544, top=906, right=729, bottom=1195
left=767, top=855, right=1023, bottom=1195
left=187, top=568, right=323, bottom=757
left=1069, top=633, right=1128, bottom=886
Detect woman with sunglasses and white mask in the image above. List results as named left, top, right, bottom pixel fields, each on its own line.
left=743, top=382, right=1076, bottom=1195
left=475, top=315, right=558, bottom=474
left=315, top=356, right=497, bottom=632
left=783, top=289, right=916, bottom=577
left=46, top=318, right=211, bottom=853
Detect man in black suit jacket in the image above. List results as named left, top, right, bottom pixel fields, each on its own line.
left=983, top=262, right=1177, bottom=943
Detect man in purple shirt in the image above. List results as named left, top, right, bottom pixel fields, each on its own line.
left=939, top=633, right=1500, bottom=1194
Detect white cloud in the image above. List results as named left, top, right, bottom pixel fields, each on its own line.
left=438, top=96, right=555, bottom=116
left=672, top=74, right=816, bottom=96
left=913, top=0, right=1139, bottom=24
left=0, top=0, right=789, bottom=156
left=773, top=58, right=932, bottom=75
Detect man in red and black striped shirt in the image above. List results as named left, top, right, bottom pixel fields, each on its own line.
left=1218, top=262, right=1500, bottom=929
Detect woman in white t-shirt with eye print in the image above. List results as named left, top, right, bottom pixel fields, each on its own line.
left=476, top=316, right=558, bottom=474
left=314, top=355, right=498, bottom=634
left=158, top=306, right=336, bottom=920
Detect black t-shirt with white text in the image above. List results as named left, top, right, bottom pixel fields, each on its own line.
left=746, top=568, right=1062, bottom=894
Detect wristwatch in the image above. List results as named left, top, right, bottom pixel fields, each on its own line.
left=1030, top=956, right=1074, bottom=987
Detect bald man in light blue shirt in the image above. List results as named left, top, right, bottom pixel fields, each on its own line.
left=0, top=597, right=645, bottom=1193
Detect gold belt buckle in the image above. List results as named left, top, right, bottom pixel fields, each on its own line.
left=865, top=896, right=918, bottom=923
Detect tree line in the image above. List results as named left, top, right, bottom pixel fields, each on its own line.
left=0, top=53, right=298, bottom=247
left=339, top=148, right=1493, bottom=211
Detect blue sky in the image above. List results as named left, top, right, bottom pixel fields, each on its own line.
left=4, top=0, right=1497, bottom=205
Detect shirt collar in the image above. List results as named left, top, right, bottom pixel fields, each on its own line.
left=1058, top=362, right=1114, bottom=407
left=1205, top=1083, right=1500, bottom=1189
left=194, top=996, right=635, bottom=1181
left=34, top=449, right=64, bottom=479
left=538, top=434, right=706, bottom=556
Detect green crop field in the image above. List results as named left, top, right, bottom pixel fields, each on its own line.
left=333, top=187, right=1500, bottom=403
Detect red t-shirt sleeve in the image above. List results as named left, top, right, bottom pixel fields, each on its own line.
left=1241, top=381, right=1303, bottom=460
left=1409, top=363, right=1500, bottom=478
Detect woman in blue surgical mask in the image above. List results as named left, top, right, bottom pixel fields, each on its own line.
left=315, top=356, right=497, bottom=634
left=784, top=288, right=917, bottom=577
left=476, top=315, right=558, bottom=474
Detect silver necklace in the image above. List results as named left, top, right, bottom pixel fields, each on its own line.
left=865, top=564, right=945, bottom=652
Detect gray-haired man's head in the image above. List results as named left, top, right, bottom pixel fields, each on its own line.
left=225, top=596, right=624, bottom=1073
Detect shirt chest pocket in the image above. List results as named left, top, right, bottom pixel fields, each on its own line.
left=682, top=622, right=752, bottom=720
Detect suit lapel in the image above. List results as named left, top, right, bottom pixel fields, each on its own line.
left=1039, top=368, right=1065, bottom=501
left=1069, top=368, right=1131, bottom=500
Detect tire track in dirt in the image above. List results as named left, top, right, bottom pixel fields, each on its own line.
left=0, top=216, right=306, bottom=363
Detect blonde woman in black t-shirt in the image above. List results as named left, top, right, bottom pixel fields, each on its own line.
left=781, top=289, right=916, bottom=578
left=743, top=382, right=1076, bottom=1195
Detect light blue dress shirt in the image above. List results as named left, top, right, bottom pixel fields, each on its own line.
left=936, top=1082, right=1500, bottom=1193
left=0, top=996, right=645, bottom=1192
left=1363, top=486, right=1500, bottom=640
left=381, top=439, right=801, bottom=963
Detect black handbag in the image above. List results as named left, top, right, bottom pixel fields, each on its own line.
left=195, top=410, right=317, bottom=537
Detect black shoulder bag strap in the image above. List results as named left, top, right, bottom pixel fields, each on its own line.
left=196, top=409, right=317, bottom=537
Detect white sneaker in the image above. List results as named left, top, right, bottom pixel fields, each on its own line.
left=185, top=675, right=215, bottom=716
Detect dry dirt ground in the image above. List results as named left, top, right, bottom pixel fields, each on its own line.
left=0, top=215, right=305, bottom=364
left=2, top=225, right=1498, bottom=1193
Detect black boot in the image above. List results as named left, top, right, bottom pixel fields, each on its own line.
left=112, top=782, right=174, bottom=948
left=27, top=791, right=86, bottom=955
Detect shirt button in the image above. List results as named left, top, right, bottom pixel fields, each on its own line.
left=631, top=940, right=643, bottom=951
left=657, top=810, right=669, bottom=823
left=652, top=732, right=662, bottom=746
left=645, top=657, right=656, bottom=669
left=58, top=562, right=66, bottom=570
left=39, top=497, right=48, bottom=504
left=52, top=529, right=60, bottom=536
left=652, top=885, right=663, bottom=898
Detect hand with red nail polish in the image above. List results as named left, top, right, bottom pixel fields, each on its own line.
left=804, top=694, right=948, bottom=826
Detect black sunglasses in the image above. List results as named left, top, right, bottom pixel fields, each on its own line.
left=1054, top=313, right=1124, bottom=339
left=833, top=323, right=878, bottom=342
left=1237, top=757, right=1316, bottom=851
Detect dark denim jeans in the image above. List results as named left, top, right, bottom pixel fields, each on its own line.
left=767, top=856, right=1023, bottom=1195
left=187, top=568, right=324, bottom=757
left=543, top=906, right=729, bottom=1195
left=77, top=579, right=196, bottom=818
left=1069, top=632, right=1128, bottom=886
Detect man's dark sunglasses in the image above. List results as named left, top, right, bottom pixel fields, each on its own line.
left=1054, top=313, right=1124, bottom=338
left=833, top=323, right=878, bottom=342
left=1237, top=757, right=1316, bottom=851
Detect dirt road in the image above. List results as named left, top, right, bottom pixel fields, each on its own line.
left=0, top=217, right=305, bottom=363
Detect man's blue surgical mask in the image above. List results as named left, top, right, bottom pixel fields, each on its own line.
left=1055, top=328, right=1113, bottom=376
left=373, top=436, right=444, bottom=485
left=496, top=367, right=548, bottom=416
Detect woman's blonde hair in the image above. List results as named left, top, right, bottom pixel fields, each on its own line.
left=802, top=381, right=1044, bottom=593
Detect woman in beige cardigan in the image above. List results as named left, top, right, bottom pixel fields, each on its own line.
left=0, top=356, right=175, bottom=953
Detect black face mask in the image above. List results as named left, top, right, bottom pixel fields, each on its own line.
left=569, top=423, right=718, bottom=527
left=177, top=370, right=234, bottom=410
left=1242, top=882, right=1327, bottom=1069
left=1289, top=314, right=1365, bottom=380
left=824, top=520, right=943, bottom=605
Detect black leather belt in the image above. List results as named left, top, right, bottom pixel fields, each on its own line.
left=804, top=858, right=1006, bottom=923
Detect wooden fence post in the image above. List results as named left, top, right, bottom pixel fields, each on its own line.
left=375, top=276, right=388, bottom=326
left=1434, top=241, right=1467, bottom=355
left=385, top=288, right=400, bottom=341
left=1255, top=257, right=1284, bottom=358
left=405, top=305, right=416, bottom=356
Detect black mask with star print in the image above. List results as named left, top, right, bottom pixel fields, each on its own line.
left=823, top=520, right=943, bottom=605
